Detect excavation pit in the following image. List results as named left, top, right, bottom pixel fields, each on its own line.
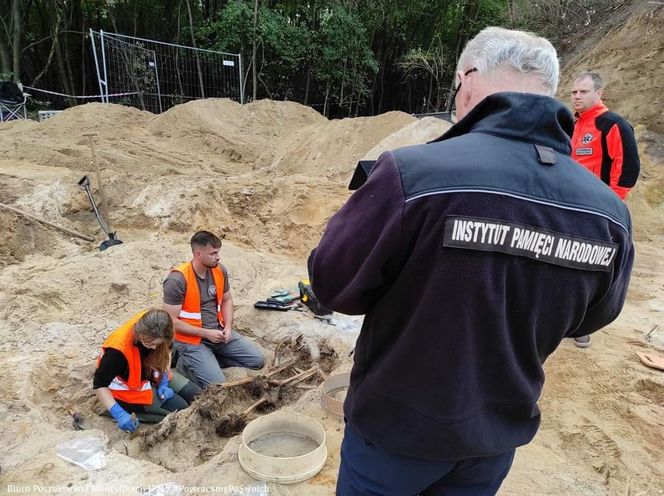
left=124, top=335, right=339, bottom=471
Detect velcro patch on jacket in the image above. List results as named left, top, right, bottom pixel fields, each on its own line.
left=575, top=147, right=593, bottom=156
left=443, top=215, right=618, bottom=271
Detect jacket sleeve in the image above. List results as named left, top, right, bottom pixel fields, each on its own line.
left=310, top=152, right=405, bottom=315
left=607, top=121, right=640, bottom=198
left=569, top=229, right=635, bottom=337
left=93, top=348, right=128, bottom=389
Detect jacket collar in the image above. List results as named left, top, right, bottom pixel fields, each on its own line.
left=574, top=100, right=608, bottom=121
left=431, top=92, right=574, bottom=155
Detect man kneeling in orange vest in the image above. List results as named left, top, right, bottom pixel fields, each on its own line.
left=163, top=231, right=265, bottom=389
left=94, top=309, right=201, bottom=432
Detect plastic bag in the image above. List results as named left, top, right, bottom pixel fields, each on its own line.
left=142, top=482, right=182, bottom=496
left=55, top=437, right=107, bottom=470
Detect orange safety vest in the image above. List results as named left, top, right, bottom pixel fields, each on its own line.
left=171, top=262, right=225, bottom=345
left=96, top=311, right=153, bottom=405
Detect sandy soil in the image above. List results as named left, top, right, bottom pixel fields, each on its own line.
left=1, top=4, right=664, bottom=495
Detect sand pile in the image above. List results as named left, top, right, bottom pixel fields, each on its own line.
left=0, top=99, right=437, bottom=266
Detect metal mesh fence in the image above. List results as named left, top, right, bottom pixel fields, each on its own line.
left=90, top=30, right=242, bottom=114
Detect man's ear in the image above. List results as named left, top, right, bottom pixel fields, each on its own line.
left=596, top=88, right=604, bottom=99
left=459, top=70, right=473, bottom=107
left=455, top=70, right=463, bottom=90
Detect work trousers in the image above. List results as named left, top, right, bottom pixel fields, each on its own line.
left=118, top=370, right=201, bottom=423
left=173, top=330, right=265, bottom=389
left=337, top=423, right=515, bottom=496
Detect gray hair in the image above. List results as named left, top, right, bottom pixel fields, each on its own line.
left=457, top=27, right=559, bottom=96
left=574, top=71, right=603, bottom=90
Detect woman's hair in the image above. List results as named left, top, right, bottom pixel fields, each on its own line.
left=133, top=309, right=174, bottom=375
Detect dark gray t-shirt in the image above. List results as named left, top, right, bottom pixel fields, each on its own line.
left=163, top=264, right=230, bottom=330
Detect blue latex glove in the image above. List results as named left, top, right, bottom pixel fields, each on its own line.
left=157, top=372, right=174, bottom=402
left=109, top=403, right=138, bottom=433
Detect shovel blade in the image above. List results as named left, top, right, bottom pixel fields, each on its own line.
left=99, top=238, right=123, bottom=251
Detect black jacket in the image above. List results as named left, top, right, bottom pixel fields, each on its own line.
left=310, top=92, right=634, bottom=460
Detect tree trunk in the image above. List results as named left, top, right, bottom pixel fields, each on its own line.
left=252, top=0, right=258, bottom=101
left=62, top=3, right=77, bottom=103
left=377, top=46, right=389, bottom=115
left=339, top=59, right=346, bottom=110
left=11, top=0, right=21, bottom=81
left=427, top=73, right=433, bottom=113
left=185, top=0, right=205, bottom=98
left=0, top=38, right=10, bottom=76
left=323, top=81, right=330, bottom=118
left=77, top=0, right=86, bottom=95
left=54, top=30, right=76, bottom=105
left=175, top=1, right=185, bottom=98
left=303, top=66, right=311, bottom=105
left=30, top=13, right=59, bottom=87
left=368, top=36, right=382, bottom=115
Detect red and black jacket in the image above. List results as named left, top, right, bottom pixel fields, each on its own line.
left=571, top=101, right=640, bottom=199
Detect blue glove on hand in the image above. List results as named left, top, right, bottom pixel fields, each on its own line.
left=157, top=372, right=174, bottom=402
left=109, top=403, right=138, bottom=433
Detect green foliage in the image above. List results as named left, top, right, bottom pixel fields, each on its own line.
left=318, top=4, right=378, bottom=75
left=196, top=2, right=254, bottom=53
left=12, top=0, right=581, bottom=116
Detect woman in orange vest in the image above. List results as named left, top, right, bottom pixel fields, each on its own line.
left=94, top=309, right=201, bottom=432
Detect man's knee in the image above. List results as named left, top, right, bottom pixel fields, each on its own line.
left=176, top=349, right=225, bottom=388
left=193, top=366, right=225, bottom=388
left=247, top=353, right=265, bottom=370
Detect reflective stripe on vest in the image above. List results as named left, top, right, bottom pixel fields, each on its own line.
left=108, top=377, right=153, bottom=393
left=96, top=311, right=153, bottom=405
left=172, top=262, right=225, bottom=345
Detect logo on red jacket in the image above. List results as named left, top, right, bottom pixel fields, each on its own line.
left=582, top=133, right=593, bottom=144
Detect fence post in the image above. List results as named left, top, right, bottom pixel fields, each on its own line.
left=151, top=52, right=163, bottom=113
left=238, top=53, right=244, bottom=104
left=100, top=30, right=109, bottom=103
left=90, top=30, right=105, bottom=103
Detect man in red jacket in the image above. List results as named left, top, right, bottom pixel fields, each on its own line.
left=571, top=72, right=640, bottom=201
left=570, top=72, right=639, bottom=348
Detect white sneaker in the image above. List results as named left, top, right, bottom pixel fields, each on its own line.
left=573, top=335, right=591, bottom=348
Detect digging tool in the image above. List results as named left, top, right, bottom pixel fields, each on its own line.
left=83, top=133, right=110, bottom=224
left=77, top=175, right=123, bottom=251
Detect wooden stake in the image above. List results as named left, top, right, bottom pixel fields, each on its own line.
left=83, top=133, right=112, bottom=233
left=0, top=202, right=94, bottom=242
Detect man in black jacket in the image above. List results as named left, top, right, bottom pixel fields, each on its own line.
left=310, top=27, right=634, bottom=495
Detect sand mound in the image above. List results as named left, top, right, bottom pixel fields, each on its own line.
left=0, top=100, right=430, bottom=265
left=362, top=116, right=451, bottom=160
left=42, top=102, right=154, bottom=137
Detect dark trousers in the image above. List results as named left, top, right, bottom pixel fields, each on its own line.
left=117, top=370, right=201, bottom=423
left=337, top=424, right=515, bottom=496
